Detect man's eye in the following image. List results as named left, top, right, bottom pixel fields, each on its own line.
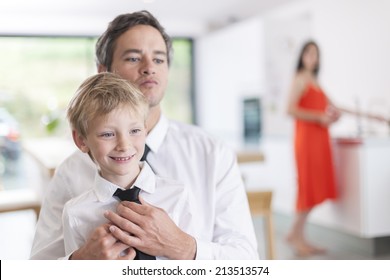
left=125, top=57, right=140, bottom=62
left=154, top=58, right=165, bottom=64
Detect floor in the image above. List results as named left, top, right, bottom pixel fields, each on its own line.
left=1, top=208, right=390, bottom=260
left=253, top=213, right=390, bottom=260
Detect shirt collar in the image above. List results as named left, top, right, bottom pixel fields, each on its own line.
left=146, top=114, right=169, bottom=154
left=94, top=162, right=156, bottom=202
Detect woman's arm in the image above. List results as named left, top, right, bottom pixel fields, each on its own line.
left=336, top=106, right=388, bottom=123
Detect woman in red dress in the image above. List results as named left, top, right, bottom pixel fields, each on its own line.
left=286, top=41, right=341, bottom=256
left=286, top=41, right=388, bottom=257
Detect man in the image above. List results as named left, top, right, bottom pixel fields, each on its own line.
left=30, top=10, right=258, bottom=260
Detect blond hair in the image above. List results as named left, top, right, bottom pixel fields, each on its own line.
left=67, top=72, right=148, bottom=138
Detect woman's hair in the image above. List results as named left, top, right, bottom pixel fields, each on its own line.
left=95, top=10, right=173, bottom=71
left=67, top=72, right=149, bottom=138
left=296, top=40, right=320, bottom=76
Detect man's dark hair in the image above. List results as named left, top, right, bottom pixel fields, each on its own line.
left=96, top=10, right=173, bottom=70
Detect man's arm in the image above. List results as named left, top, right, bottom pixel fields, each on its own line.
left=30, top=170, right=71, bottom=259
left=195, top=144, right=259, bottom=260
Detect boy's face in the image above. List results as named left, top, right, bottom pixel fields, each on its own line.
left=105, top=25, right=169, bottom=110
left=76, top=106, right=146, bottom=187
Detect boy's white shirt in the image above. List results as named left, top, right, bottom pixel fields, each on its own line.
left=62, top=161, right=192, bottom=259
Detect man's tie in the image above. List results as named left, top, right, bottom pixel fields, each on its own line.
left=141, top=144, right=150, bottom=162
left=140, top=144, right=156, bottom=174
left=113, top=186, right=156, bottom=260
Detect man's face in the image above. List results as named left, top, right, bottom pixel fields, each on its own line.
left=108, top=25, right=169, bottom=109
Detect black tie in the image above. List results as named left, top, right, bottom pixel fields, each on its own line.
left=141, top=144, right=150, bottom=162
left=113, top=186, right=156, bottom=260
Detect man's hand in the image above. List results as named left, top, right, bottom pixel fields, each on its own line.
left=104, top=197, right=197, bottom=260
left=70, top=224, right=136, bottom=260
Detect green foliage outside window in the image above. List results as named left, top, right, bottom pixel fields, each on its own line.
left=0, top=36, right=193, bottom=140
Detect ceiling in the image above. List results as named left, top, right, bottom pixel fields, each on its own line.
left=0, top=0, right=298, bottom=36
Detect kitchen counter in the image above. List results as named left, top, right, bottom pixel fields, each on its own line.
left=241, top=136, right=390, bottom=239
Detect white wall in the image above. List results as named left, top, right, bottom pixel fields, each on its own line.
left=311, top=0, right=390, bottom=137
left=196, top=0, right=390, bottom=141
left=195, top=0, right=390, bottom=226
left=261, top=1, right=313, bottom=137
left=260, top=0, right=390, bottom=138
left=0, top=0, right=208, bottom=37
left=195, top=17, right=266, bottom=146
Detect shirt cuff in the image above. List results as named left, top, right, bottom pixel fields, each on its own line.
left=194, top=238, right=213, bottom=260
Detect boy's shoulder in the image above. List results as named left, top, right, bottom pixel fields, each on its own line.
left=64, top=187, right=95, bottom=208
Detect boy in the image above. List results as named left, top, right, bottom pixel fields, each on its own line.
left=63, top=72, right=191, bottom=259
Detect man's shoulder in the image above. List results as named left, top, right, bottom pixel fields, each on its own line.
left=168, top=120, right=217, bottom=142
left=56, top=150, right=95, bottom=176
left=155, top=174, right=185, bottom=188
left=64, top=188, right=95, bottom=212
left=52, top=150, right=96, bottom=197
left=167, top=120, right=231, bottom=151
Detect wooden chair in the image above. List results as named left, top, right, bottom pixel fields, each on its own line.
left=246, top=190, right=276, bottom=259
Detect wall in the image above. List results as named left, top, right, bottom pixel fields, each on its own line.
left=195, top=17, right=266, bottom=146
left=195, top=0, right=390, bottom=230
left=260, top=0, right=390, bottom=138
left=261, top=0, right=312, bottom=137
left=0, top=1, right=209, bottom=37
left=311, top=0, right=390, bottom=137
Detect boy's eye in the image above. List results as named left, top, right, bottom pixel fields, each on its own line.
left=100, top=132, right=114, bottom=138
left=130, top=129, right=141, bottom=135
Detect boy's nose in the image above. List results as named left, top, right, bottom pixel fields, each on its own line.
left=115, top=135, right=131, bottom=151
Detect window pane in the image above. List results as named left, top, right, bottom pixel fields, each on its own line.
left=163, top=38, right=194, bottom=124
left=0, top=37, right=96, bottom=138
left=0, top=36, right=194, bottom=140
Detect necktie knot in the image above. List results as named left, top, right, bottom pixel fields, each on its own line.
left=113, top=186, right=141, bottom=203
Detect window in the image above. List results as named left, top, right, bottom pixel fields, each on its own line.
left=163, top=38, right=195, bottom=124
left=0, top=36, right=194, bottom=140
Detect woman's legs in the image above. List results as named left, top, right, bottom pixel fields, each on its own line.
left=286, top=209, right=326, bottom=256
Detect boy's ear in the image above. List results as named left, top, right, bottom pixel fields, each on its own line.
left=72, top=130, right=89, bottom=153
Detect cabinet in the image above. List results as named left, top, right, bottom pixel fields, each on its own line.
left=329, top=138, right=390, bottom=237
left=244, top=136, right=390, bottom=238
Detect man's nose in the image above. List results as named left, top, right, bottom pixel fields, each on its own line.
left=141, top=58, right=156, bottom=75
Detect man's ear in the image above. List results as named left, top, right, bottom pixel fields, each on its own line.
left=98, top=64, right=108, bottom=73
left=72, top=130, right=89, bottom=153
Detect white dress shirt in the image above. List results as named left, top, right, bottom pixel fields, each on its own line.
left=31, top=115, right=259, bottom=260
left=63, top=162, right=191, bottom=259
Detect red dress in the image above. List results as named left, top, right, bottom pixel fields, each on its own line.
left=294, top=83, right=337, bottom=211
